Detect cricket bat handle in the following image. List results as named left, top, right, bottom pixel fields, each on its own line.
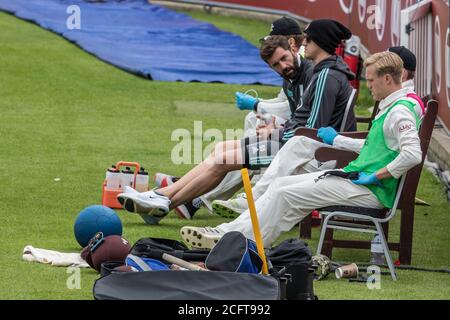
left=162, top=253, right=207, bottom=271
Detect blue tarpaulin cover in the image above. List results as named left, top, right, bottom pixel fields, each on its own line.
left=0, top=0, right=280, bottom=86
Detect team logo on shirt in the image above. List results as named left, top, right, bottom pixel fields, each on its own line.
left=399, top=123, right=412, bottom=132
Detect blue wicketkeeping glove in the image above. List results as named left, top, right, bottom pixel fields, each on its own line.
left=235, top=92, right=258, bottom=111
left=351, top=172, right=383, bottom=187
left=317, top=127, right=338, bottom=145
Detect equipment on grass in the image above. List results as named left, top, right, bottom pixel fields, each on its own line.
left=92, top=235, right=302, bottom=300
left=102, top=161, right=147, bottom=209
left=268, top=238, right=316, bottom=300
left=100, top=261, right=135, bottom=277
left=205, top=231, right=263, bottom=274
left=130, top=237, right=210, bottom=262
left=74, top=205, right=122, bottom=247
left=312, top=254, right=332, bottom=280
left=81, top=232, right=131, bottom=272
left=94, top=270, right=283, bottom=300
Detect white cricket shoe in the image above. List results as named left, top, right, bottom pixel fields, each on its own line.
left=117, top=190, right=170, bottom=218
left=212, top=193, right=248, bottom=219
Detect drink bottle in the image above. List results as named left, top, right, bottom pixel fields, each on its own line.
left=105, top=165, right=120, bottom=190
left=135, top=167, right=149, bottom=192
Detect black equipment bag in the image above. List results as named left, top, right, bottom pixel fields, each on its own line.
left=268, top=238, right=316, bottom=300
left=130, top=237, right=209, bottom=262
left=205, top=231, right=263, bottom=273
left=93, top=270, right=283, bottom=300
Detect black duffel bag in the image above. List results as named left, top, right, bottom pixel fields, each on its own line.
left=94, top=270, right=283, bottom=300
left=94, top=236, right=288, bottom=300
left=268, top=238, right=316, bottom=300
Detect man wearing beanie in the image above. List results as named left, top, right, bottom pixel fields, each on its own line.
left=210, top=20, right=359, bottom=217
left=117, top=21, right=358, bottom=221
left=279, top=19, right=357, bottom=141
left=182, top=52, right=423, bottom=270
left=195, top=17, right=314, bottom=215
left=152, top=17, right=313, bottom=219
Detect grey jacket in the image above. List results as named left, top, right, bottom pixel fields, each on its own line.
left=280, top=55, right=357, bottom=142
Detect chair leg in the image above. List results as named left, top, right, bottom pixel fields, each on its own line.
left=375, top=222, right=397, bottom=281
left=399, top=204, right=414, bottom=265
left=300, top=212, right=312, bottom=239
left=317, top=214, right=333, bottom=257
left=382, top=222, right=389, bottom=242
left=317, top=215, right=333, bottom=259
left=321, top=228, right=334, bottom=258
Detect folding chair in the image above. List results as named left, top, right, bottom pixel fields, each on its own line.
left=295, top=88, right=361, bottom=237
left=311, top=99, right=438, bottom=268
left=316, top=175, right=406, bottom=280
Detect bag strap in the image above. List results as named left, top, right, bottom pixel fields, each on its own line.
left=127, top=254, right=151, bottom=271
left=406, top=93, right=425, bottom=115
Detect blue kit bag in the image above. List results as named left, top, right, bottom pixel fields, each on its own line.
left=205, top=231, right=263, bottom=274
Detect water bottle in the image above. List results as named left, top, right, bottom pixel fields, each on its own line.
left=370, top=234, right=385, bottom=265
left=120, top=167, right=135, bottom=191
left=135, top=167, right=149, bottom=192
left=105, top=165, right=120, bottom=190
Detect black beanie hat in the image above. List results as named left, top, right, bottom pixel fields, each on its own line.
left=304, top=19, right=352, bottom=54
left=388, top=46, right=416, bottom=71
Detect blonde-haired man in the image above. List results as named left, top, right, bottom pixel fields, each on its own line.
left=181, top=51, right=423, bottom=249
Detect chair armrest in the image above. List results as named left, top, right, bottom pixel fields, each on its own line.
left=340, top=131, right=369, bottom=139
left=315, top=147, right=358, bottom=168
left=356, top=116, right=372, bottom=123
left=294, top=128, right=368, bottom=142
left=294, top=127, right=321, bottom=142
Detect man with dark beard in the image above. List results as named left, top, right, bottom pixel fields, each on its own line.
left=117, top=21, right=356, bottom=222
left=212, top=21, right=359, bottom=217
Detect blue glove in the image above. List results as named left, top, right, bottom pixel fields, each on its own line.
left=317, top=127, right=338, bottom=145
left=235, top=92, right=258, bottom=111
left=351, top=172, right=383, bottom=187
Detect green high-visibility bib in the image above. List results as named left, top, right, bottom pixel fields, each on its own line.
left=344, top=99, right=421, bottom=208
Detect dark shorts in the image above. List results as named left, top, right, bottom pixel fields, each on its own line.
left=241, top=134, right=283, bottom=170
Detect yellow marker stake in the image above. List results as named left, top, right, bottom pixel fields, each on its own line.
left=241, top=168, right=269, bottom=275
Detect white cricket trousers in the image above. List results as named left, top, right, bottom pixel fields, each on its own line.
left=252, top=135, right=337, bottom=200
left=201, top=111, right=287, bottom=209
left=217, top=170, right=383, bottom=247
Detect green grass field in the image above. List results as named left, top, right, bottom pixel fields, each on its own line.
left=0, top=10, right=449, bottom=300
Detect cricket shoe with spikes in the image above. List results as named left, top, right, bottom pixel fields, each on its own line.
left=180, top=226, right=225, bottom=249
left=212, top=193, right=248, bottom=219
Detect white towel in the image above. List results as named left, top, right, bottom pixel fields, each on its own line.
left=22, top=245, right=89, bottom=268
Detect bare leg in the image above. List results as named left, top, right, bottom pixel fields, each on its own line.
left=156, top=140, right=241, bottom=198
left=168, top=144, right=244, bottom=208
